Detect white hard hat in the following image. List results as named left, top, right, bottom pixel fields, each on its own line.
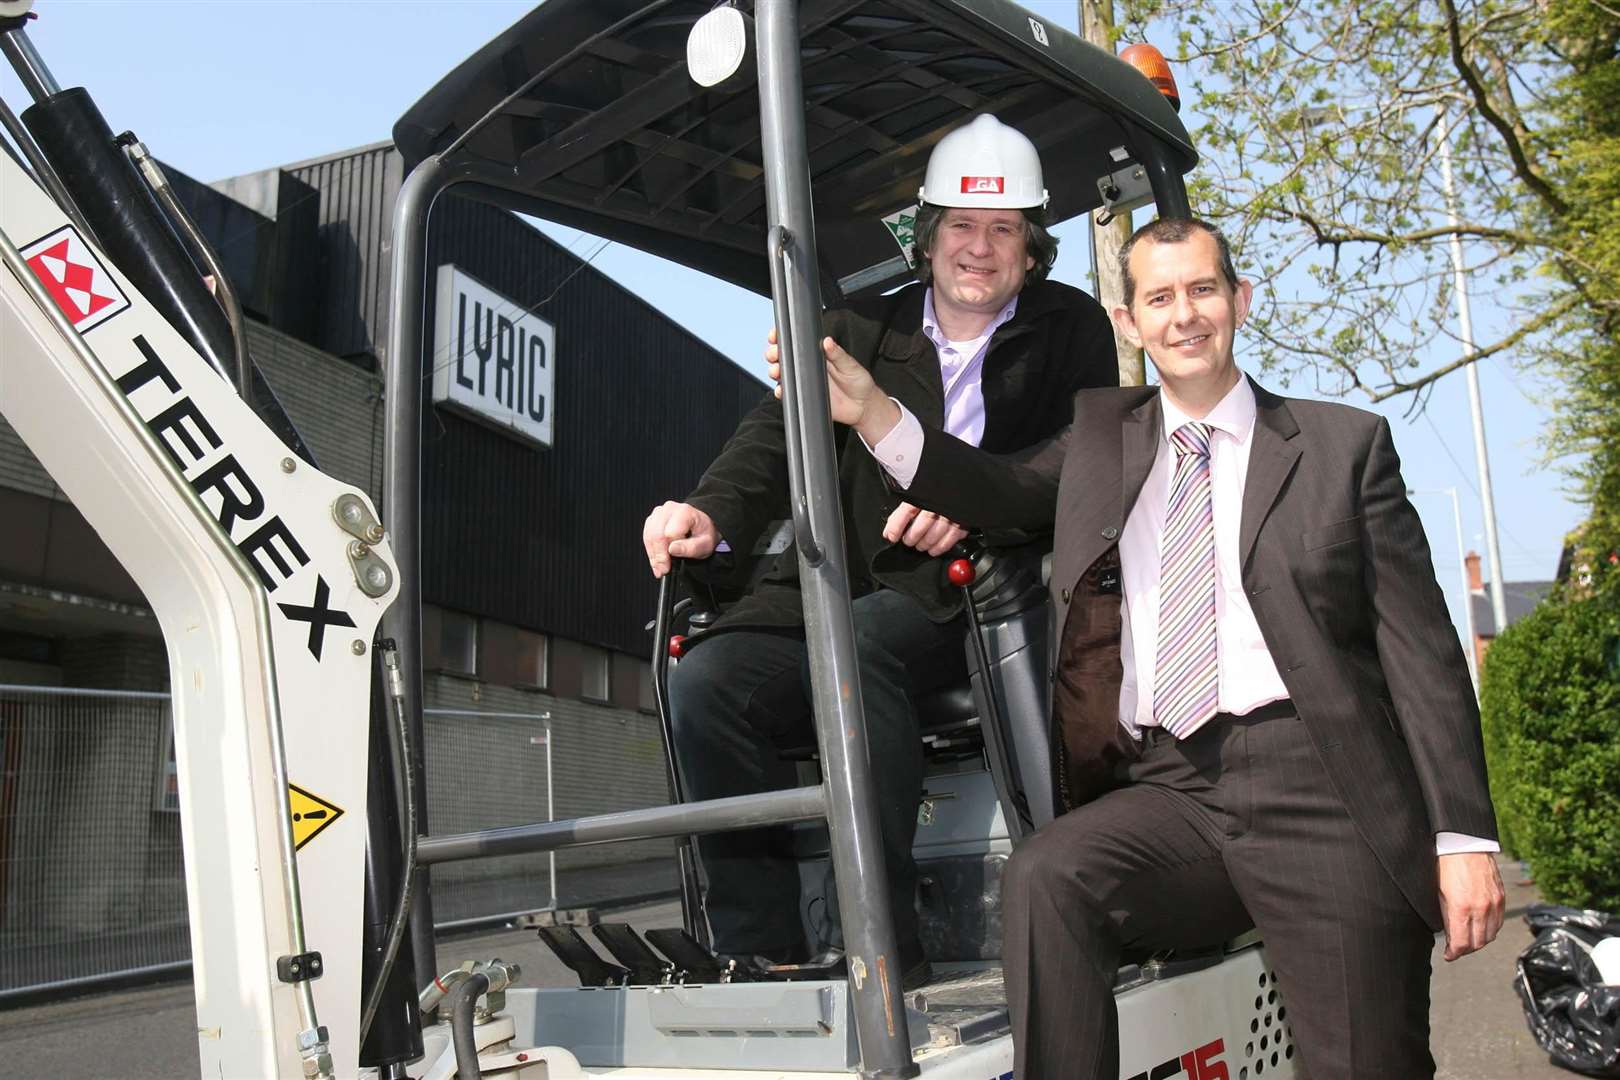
left=918, top=114, right=1049, bottom=210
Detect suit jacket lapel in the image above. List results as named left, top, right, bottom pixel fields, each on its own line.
left=977, top=319, right=1035, bottom=450
left=1121, top=393, right=1161, bottom=520
left=1240, top=380, right=1302, bottom=565
left=876, top=293, right=944, bottom=427
left=1060, top=390, right=1158, bottom=587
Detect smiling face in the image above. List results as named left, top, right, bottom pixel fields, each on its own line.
left=1112, top=229, right=1253, bottom=413
left=925, top=206, right=1035, bottom=329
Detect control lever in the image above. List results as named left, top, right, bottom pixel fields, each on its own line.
left=948, top=554, right=1029, bottom=842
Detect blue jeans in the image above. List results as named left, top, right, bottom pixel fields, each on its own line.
left=668, top=587, right=967, bottom=958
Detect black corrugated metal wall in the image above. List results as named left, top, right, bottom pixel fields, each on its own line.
left=287, top=146, right=765, bottom=655
left=286, top=144, right=403, bottom=363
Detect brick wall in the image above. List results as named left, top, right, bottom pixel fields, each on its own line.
left=58, top=633, right=169, bottom=692
left=246, top=321, right=382, bottom=503
left=0, top=414, right=57, bottom=502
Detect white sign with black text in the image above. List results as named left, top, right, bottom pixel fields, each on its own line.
left=432, top=264, right=555, bottom=448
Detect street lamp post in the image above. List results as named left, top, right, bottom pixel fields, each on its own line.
left=1435, top=107, right=1510, bottom=639
left=1410, top=486, right=1480, bottom=695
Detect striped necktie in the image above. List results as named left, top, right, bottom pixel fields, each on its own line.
left=1153, top=422, right=1219, bottom=738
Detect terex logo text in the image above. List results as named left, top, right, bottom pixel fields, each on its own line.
left=1126, top=1037, right=1229, bottom=1080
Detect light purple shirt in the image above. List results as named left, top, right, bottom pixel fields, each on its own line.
left=868, top=289, right=1017, bottom=481
left=922, top=289, right=1018, bottom=448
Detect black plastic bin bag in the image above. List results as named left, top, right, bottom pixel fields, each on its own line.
left=1516, top=903, right=1620, bottom=1076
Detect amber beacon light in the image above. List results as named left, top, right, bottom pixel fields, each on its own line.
left=1120, top=43, right=1180, bottom=112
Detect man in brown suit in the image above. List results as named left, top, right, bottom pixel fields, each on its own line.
left=796, top=218, right=1507, bottom=1078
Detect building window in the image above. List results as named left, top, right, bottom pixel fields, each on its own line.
left=580, top=644, right=610, bottom=702
left=610, top=653, right=655, bottom=713
left=550, top=638, right=610, bottom=702
left=422, top=605, right=477, bottom=676
left=480, top=620, right=547, bottom=689
left=638, top=660, right=656, bottom=714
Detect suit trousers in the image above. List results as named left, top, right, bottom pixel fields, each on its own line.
left=1003, top=706, right=1436, bottom=1080
left=668, top=587, right=967, bottom=959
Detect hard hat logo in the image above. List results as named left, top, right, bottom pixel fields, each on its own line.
left=918, top=114, right=1050, bottom=210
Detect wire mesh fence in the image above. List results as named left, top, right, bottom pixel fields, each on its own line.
left=0, top=686, right=670, bottom=998
left=420, top=707, right=558, bottom=925
left=0, top=684, right=188, bottom=997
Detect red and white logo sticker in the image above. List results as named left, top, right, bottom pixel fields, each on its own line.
left=960, top=175, right=1006, bottom=195
left=20, top=226, right=130, bottom=333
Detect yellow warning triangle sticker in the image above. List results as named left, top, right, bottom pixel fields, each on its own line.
left=289, top=783, right=344, bottom=851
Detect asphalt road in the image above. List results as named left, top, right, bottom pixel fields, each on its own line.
left=0, top=858, right=1578, bottom=1080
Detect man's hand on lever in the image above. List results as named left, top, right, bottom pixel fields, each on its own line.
left=765, top=329, right=966, bottom=557
left=642, top=501, right=718, bottom=579
left=885, top=503, right=967, bottom=557
left=764, top=329, right=902, bottom=443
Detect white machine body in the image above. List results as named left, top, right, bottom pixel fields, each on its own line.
left=1, top=150, right=394, bottom=1077
left=0, top=132, right=1296, bottom=1080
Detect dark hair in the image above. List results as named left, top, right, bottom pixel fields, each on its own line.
left=910, top=202, right=1059, bottom=286
left=1118, top=218, right=1239, bottom=306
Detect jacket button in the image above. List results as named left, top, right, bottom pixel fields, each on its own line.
left=1102, top=526, right=1119, bottom=540
left=1061, top=587, right=1071, bottom=604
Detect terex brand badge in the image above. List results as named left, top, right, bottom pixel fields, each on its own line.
left=21, top=226, right=130, bottom=333
left=960, top=175, right=1006, bottom=195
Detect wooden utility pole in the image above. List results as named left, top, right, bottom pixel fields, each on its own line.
left=1080, top=0, right=1146, bottom=386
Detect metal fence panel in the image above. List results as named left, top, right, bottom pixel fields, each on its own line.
left=0, top=684, right=187, bottom=995
left=421, top=707, right=558, bottom=925
left=0, top=688, right=671, bottom=998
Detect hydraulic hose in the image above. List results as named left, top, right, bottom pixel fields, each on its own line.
left=120, top=134, right=253, bottom=401
left=360, top=644, right=420, bottom=1043
left=446, top=972, right=491, bottom=1080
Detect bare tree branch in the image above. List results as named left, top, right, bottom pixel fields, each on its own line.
left=1156, top=0, right=1308, bottom=60
left=1438, top=0, right=1570, bottom=215
left=1366, top=292, right=1583, bottom=400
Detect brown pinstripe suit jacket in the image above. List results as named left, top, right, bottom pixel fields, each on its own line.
left=904, top=379, right=1498, bottom=929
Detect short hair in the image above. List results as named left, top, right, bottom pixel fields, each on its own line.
left=910, top=202, right=1059, bottom=286
left=1118, top=218, right=1239, bottom=306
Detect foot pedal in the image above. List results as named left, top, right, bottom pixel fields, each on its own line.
left=535, top=926, right=630, bottom=987
left=643, top=928, right=726, bottom=983
left=592, top=923, right=674, bottom=985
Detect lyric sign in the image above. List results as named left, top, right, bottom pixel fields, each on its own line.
left=432, top=264, right=555, bottom=448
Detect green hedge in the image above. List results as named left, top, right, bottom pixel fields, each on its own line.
left=1479, top=589, right=1620, bottom=912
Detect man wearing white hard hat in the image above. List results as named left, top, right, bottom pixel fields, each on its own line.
left=641, top=114, right=1117, bottom=979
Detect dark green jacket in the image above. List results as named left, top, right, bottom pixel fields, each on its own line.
left=685, top=278, right=1115, bottom=634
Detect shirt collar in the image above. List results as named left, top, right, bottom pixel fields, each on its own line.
left=921, top=288, right=1019, bottom=350
left=1160, top=373, right=1256, bottom=447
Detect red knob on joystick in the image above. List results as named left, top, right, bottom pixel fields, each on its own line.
left=668, top=634, right=687, bottom=659
left=947, top=559, right=976, bottom=587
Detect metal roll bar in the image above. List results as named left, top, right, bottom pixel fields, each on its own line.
left=380, top=3, right=919, bottom=1073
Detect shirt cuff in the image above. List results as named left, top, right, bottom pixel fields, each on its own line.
left=1435, top=831, right=1500, bottom=856
left=860, top=400, right=924, bottom=489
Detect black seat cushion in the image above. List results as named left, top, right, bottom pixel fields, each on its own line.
left=915, top=684, right=978, bottom=736
left=777, top=682, right=980, bottom=760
